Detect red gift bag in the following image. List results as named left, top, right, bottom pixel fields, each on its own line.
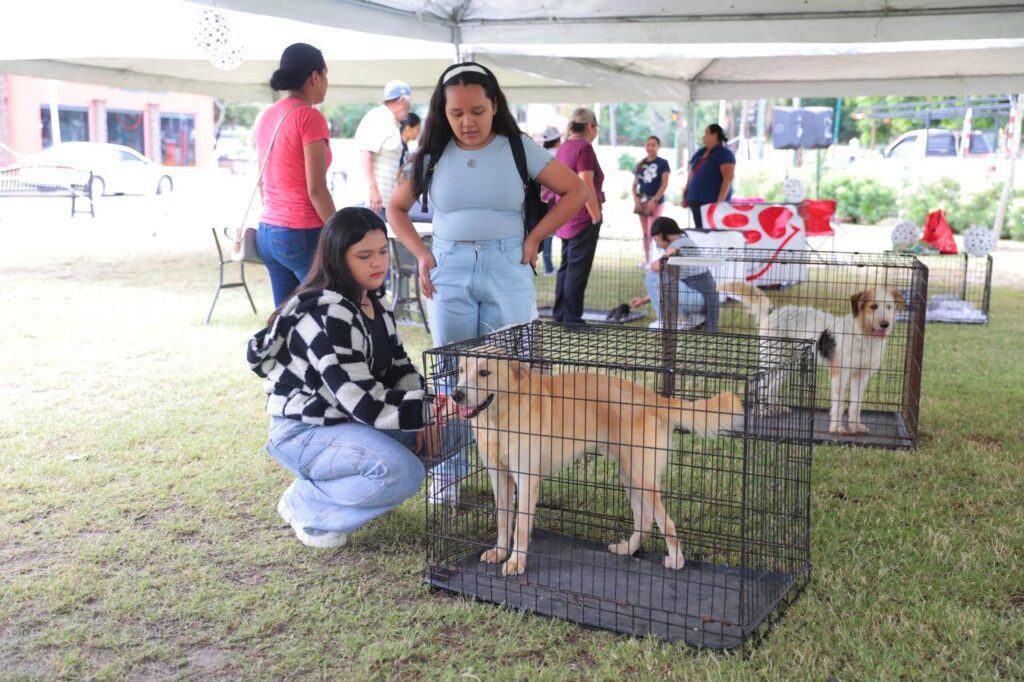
left=922, top=210, right=959, bottom=254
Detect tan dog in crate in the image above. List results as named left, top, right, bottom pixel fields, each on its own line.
left=719, top=281, right=905, bottom=434
left=450, top=351, right=744, bottom=577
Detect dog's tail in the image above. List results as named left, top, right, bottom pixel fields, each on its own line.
left=817, top=328, right=836, bottom=361
left=719, top=281, right=772, bottom=335
left=668, top=391, right=745, bottom=438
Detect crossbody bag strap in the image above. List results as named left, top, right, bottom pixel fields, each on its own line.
left=235, top=102, right=307, bottom=244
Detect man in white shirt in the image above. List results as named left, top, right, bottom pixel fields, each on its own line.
left=354, top=80, right=412, bottom=220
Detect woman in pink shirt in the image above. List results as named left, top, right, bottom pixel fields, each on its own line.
left=255, top=43, right=336, bottom=306
left=552, top=108, right=604, bottom=324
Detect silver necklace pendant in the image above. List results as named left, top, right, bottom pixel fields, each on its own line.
left=466, top=158, right=476, bottom=168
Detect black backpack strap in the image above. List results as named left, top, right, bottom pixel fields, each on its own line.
left=418, top=153, right=436, bottom=213
left=508, top=133, right=530, bottom=191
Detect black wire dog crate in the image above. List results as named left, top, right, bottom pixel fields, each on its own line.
left=423, top=321, right=815, bottom=650
left=661, top=249, right=928, bottom=448
left=911, top=254, right=992, bottom=324
left=535, top=236, right=647, bottom=323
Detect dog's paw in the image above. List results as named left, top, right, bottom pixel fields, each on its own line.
left=480, top=547, right=508, bottom=564
left=501, top=554, right=527, bottom=576
left=830, top=424, right=847, bottom=434
left=663, top=551, right=686, bottom=571
left=848, top=422, right=869, bottom=434
left=608, top=539, right=633, bottom=556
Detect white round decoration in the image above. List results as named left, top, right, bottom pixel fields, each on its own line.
left=193, top=9, right=230, bottom=54
left=962, top=225, right=996, bottom=257
left=210, top=40, right=244, bottom=71
left=782, top=177, right=806, bottom=204
left=891, top=221, right=919, bottom=247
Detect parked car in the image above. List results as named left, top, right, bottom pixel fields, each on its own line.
left=883, top=128, right=995, bottom=159
left=24, top=142, right=174, bottom=196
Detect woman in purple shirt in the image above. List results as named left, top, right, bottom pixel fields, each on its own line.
left=552, top=108, right=604, bottom=324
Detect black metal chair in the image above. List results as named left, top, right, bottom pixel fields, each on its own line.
left=389, top=235, right=430, bottom=333
left=205, top=227, right=257, bottom=325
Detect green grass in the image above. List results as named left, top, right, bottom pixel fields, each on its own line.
left=1, top=246, right=1022, bottom=680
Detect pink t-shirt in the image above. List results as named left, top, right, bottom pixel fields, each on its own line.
left=554, top=138, right=604, bottom=240
left=255, top=98, right=332, bottom=228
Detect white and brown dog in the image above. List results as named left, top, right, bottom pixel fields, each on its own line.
left=451, top=350, right=744, bottom=577
left=720, top=281, right=905, bottom=434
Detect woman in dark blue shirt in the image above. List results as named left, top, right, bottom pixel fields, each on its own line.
left=682, top=124, right=736, bottom=229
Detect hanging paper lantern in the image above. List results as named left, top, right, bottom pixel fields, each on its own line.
left=193, top=9, right=230, bottom=55
left=782, top=177, right=805, bottom=204
left=962, top=224, right=996, bottom=257
left=891, top=220, right=919, bottom=247
left=210, top=40, right=244, bottom=71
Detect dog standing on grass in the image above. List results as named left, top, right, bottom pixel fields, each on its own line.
left=450, top=350, right=744, bottom=577
left=720, top=281, right=905, bottom=435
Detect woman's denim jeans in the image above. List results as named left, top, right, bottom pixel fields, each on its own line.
left=644, top=268, right=720, bottom=331
left=426, top=234, right=537, bottom=481
left=256, top=223, right=322, bottom=306
left=266, top=418, right=471, bottom=537
left=540, top=235, right=555, bottom=274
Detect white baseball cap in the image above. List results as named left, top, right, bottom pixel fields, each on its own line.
left=382, top=80, right=412, bottom=102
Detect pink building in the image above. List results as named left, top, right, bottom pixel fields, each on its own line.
left=0, top=75, right=216, bottom=168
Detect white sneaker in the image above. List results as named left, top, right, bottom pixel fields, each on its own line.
left=276, top=495, right=348, bottom=549
left=681, top=313, right=706, bottom=330
left=647, top=320, right=663, bottom=329
left=427, top=474, right=461, bottom=506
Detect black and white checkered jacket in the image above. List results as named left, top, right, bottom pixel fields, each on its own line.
left=247, top=289, right=429, bottom=429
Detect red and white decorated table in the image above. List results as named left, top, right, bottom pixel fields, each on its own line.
left=698, top=201, right=836, bottom=286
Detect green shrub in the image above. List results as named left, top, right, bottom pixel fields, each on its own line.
left=898, top=178, right=1024, bottom=239
left=898, top=178, right=962, bottom=227
left=617, top=153, right=639, bottom=172
left=819, top=175, right=898, bottom=224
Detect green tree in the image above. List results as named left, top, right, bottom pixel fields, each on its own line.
left=320, top=103, right=377, bottom=138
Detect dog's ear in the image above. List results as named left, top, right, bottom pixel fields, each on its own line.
left=507, top=359, right=529, bottom=381
left=849, top=290, right=870, bottom=317
left=891, top=289, right=906, bottom=312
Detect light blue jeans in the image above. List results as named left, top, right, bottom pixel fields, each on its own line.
left=266, top=417, right=470, bottom=534
left=427, top=234, right=536, bottom=480
left=644, top=269, right=706, bottom=319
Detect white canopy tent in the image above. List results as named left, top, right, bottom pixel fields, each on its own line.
left=2, top=0, right=1023, bottom=102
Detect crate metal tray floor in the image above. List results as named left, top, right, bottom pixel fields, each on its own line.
left=427, top=529, right=798, bottom=650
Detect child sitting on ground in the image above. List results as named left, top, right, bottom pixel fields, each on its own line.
left=630, top=216, right=720, bottom=332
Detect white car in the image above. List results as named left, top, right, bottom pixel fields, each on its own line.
left=25, top=142, right=174, bottom=196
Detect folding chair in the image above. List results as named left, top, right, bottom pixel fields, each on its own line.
left=205, top=227, right=257, bottom=325
left=389, top=236, right=430, bottom=333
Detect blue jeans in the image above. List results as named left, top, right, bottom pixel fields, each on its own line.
left=644, top=269, right=720, bottom=331
left=256, top=223, right=322, bottom=306
left=540, top=236, right=555, bottom=274
left=427, top=235, right=536, bottom=346
left=266, top=417, right=473, bottom=534
left=426, top=234, right=536, bottom=480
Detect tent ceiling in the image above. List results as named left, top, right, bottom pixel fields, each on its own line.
left=2, top=0, right=1022, bottom=101
left=201, top=0, right=1024, bottom=44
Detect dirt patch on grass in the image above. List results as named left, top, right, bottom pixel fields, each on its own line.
left=186, top=645, right=228, bottom=675
left=0, top=547, right=49, bottom=576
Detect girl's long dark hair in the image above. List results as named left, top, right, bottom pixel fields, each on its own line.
left=411, top=61, right=522, bottom=200
left=267, top=207, right=387, bottom=325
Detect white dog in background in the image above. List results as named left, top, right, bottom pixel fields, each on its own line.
left=720, top=282, right=905, bottom=434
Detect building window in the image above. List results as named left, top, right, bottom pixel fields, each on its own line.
left=107, top=110, right=146, bottom=154
left=160, top=113, right=196, bottom=166
left=40, top=106, right=89, bottom=148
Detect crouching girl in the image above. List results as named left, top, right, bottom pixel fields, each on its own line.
left=247, top=206, right=467, bottom=548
